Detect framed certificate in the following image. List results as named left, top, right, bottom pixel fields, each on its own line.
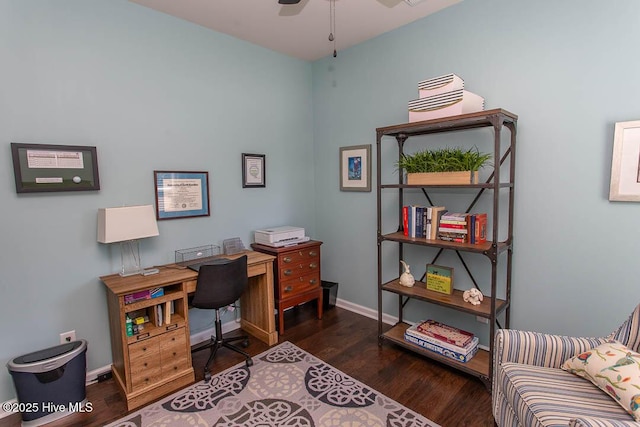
left=242, top=153, right=266, bottom=188
left=11, top=143, right=100, bottom=193
left=154, top=171, right=210, bottom=220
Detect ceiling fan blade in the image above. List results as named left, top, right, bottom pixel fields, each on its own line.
left=278, top=0, right=301, bottom=4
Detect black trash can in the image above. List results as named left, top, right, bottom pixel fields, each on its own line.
left=7, top=339, right=87, bottom=426
left=321, top=281, right=338, bottom=310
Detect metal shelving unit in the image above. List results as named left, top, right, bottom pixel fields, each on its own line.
left=376, top=108, right=518, bottom=387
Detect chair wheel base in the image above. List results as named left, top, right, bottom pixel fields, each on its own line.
left=204, top=371, right=212, bottom=381
left=242, top=339, right=249, bottom=348
left=246, top=358, right=253, bottom=367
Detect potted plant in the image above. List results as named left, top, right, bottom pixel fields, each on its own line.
left=395, top=146, right=492, bottom=185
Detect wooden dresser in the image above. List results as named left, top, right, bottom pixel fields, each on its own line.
left=251, top=240, right=323, bottom=334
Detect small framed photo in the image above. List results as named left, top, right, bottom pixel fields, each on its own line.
left=242, top=153, right=266, bottom=188
left=609, top=120, right=640, bottom=201
left=154, top=171, right=210, bottom=220
left=10, top=143, right=100, bottom=193
left=340, top=144, right=371, bottom=192
left=425, top=264, right=453, bottom=295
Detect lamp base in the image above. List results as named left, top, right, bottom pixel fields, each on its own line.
left=120, top=240, right=144, bottom=277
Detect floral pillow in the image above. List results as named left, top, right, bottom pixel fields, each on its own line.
left=562, top=340, right=640, bottom=421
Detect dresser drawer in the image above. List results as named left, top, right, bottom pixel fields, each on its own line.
left=129, top=338, right=162, bottom=391
left=279, top=272, right=320, bottom=298
left=279, top=259, right=320, bottom=282
left=278, top=248, right=319, bottom=269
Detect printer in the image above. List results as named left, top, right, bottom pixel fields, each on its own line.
left=254, top=226, right=309, bottom=247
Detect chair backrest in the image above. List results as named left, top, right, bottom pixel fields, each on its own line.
left=191, top=255, right=248, bottom=310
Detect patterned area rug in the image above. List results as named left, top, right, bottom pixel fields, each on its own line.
left=106, top=341, right=439, bottom=427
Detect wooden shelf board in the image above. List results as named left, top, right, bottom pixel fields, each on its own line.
left=376, top=108, right=518, bottom=138
left=382, top=280, right=506, bottom=317
left=382, top=322, right=489, bottom=379
left=380, top=231, right=509, bottom=254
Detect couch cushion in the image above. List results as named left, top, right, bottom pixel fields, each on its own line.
left=499, top=362, right=632, bottom=426
left=562, top=340, right=640, bottom=421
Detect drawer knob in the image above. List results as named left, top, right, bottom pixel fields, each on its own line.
left=299, top=264, right=303, bottom=269
left=309, top=263, right=317, bottom=269
left=310, top=279, right=317, bottom=285
left=298, top=251, right=303, bottom=256
left=142, top=347, right=147, bottom=352
left=284, top=286, right=293, bottom=292
left=309, top=251, right=317, bottom=256
left=283, top=257, right=292, bottom=263
left=172, top=337, right=176, bottom=341
left=144, top=362, right=148, bottom=367
left=173, top=352, right=177, bottom=356
left=284, top=269, right=292, bottom=276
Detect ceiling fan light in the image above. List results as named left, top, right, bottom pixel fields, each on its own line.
left=278, top=0, right=301, bottom=4
left=404, top=0, right=427, bottom=6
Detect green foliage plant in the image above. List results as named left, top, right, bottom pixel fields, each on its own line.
left=395, top=146, right=492, bottom=174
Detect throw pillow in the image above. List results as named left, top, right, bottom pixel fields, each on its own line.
left=562, top=340, right=640, bottom=421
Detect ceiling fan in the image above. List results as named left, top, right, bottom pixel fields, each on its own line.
left=278, top=0, right=301, bottom=4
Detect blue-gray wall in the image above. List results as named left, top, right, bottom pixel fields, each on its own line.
left=1, top=0, right=639, bottom=405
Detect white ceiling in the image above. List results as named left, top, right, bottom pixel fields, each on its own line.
left=130, top=0, right=461, bottom=61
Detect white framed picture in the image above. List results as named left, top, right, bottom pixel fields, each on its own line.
left=609, top=120, right=640, bottom=201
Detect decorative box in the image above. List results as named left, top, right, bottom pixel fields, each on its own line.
left=408, top=89, right=484, bottom=122
left=418, top=73, right=464, bottom=98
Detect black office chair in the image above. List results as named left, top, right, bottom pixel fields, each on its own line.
left=191, top=255, right=253, bottom=381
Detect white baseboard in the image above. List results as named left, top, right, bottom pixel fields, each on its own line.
left=335, top=297, right=398, bottom=325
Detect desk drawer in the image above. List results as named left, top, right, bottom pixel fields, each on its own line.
left=279, top=272, right=320, bottom=298
left=160, top=329, right=189, bottom=378
left=129, top=338, right=162, bottom=391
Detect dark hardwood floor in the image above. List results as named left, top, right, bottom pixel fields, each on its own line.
left=0, top=304, right=495, bottom=426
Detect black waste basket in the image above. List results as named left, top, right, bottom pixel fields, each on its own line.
left=321, top=280, right=338, bottom=310
left=7, top=339, right=87, bottom=426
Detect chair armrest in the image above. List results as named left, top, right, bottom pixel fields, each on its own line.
left=570, top=417, right=640, bottom=426
left=494, top=329, right=608, bottom=369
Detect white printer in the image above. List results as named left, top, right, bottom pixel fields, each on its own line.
left=254, top=226, right=309, bottom=247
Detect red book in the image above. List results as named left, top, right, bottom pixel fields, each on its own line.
left=475, top=213, right=487, bottom=244
left=403, top=206, right=409, bottom=236
left=414, top=319, right=474, bottom=347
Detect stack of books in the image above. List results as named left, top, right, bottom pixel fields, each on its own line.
left=402, top=205, right=446, bottom=240
left=407, top=74, right=485, bottom=122
left=404, top=319, right=479, bottom=363
left=437, top=212, right=487, bottom=244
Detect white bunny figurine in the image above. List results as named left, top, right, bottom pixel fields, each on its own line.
left=399, top=260, right=415, bottom=287
left=463, top=288, right=484, bottom=305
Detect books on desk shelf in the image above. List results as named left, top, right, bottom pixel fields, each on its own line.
left=404, top=323, right=478, bottom=363
left=124, top=287, right=164, bottom=304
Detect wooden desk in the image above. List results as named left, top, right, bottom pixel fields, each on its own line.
left=101, top=250, right=276, bottom=410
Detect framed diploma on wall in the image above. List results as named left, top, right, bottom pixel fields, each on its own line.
left=11, top=142, right=100, bottom=193
left=154, top=171, right=210, bottom=220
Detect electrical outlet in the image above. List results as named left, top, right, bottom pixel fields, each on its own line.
left=476, top=316, right=489, bottom=324
left=60, top=330, right=76, bottom=344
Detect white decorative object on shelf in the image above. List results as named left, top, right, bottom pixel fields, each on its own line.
left=463, top=288, right=484, bottom=305
left=399, top=260, right=415, bottom=287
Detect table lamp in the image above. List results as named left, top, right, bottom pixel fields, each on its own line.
left=97, top=205, right=160, bottom=277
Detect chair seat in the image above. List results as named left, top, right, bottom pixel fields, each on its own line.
left=498, top=362, right=631, bottom=426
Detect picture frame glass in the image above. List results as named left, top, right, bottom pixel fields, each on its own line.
left=340, top=144, right=371, bottom=192
left=154, top=171, right=210, bottom=220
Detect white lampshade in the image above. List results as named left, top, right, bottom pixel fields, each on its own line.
left=97, top=205, right=159, bottom=243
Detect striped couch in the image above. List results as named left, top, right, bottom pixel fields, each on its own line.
left=492, top=304, right=640, bottom=427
